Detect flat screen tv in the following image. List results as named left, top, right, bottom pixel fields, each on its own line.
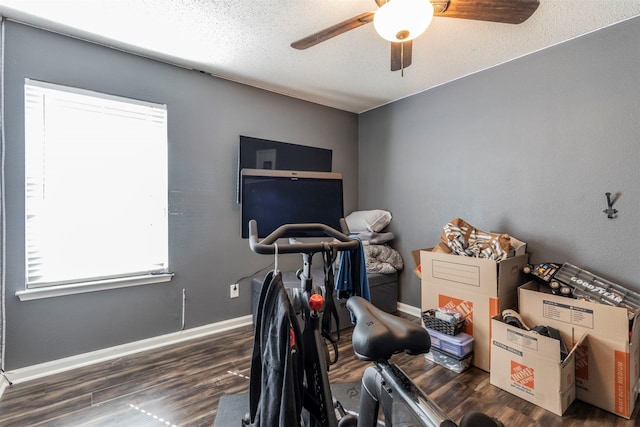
left=237, top=135, right=333, bottom=203
left=241, top=169, right=344, bottom=239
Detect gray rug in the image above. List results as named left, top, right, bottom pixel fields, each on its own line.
left=214, top=382, right=362, bottom=426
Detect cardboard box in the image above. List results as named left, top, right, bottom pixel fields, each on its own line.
left=518, top=281, right=640, bottom=418
left=411, top=247, right=429, bottom=279
left=412, top=243, right=450, bottom=279
left=490, top=315, right=584, bottom=416
left=413, top=238, right=527, bottom=279
left=508, top=237, right=527, bottom=258
left=420, top=249, right=529, bottom=371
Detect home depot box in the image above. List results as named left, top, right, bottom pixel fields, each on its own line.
left=490, top=315, right=584, bottom=416
left=518, top=281, right=640, bottom=418
left=413, top=238, right=527, bottom=280
left=411, top=244, right=449, bottom=279
left=420, top=247, right=529, bottom=371
left=411, top=247, right=429, bottom=279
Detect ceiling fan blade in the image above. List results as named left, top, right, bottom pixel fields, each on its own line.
left=391, top=40, right=412, bottom=72
left=433, top=0, right=539, bottom=24
left=291, top=11, right=375, bottom=50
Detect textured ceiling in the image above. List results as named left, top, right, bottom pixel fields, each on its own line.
left=1, top=1, right=639, bottom=113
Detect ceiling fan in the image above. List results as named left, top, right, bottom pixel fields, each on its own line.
left=291, top=0, right=540, bottom=74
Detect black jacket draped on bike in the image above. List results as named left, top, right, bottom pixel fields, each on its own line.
left=249, top=270, right=304, bottom=426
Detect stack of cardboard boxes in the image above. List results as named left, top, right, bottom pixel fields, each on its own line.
left=416, top=242, right=529, bottom=372
left=416, top=244, right=640, bottom=418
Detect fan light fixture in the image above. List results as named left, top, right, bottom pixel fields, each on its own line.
left=373, top=0, right=435, bottom=42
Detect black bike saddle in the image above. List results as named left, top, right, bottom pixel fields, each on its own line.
left=347, top=296, right=431, bottom=362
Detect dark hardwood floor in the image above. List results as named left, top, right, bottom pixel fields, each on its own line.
left=1, top=312, right=638, bottom=426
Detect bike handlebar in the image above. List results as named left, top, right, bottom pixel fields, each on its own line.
left=248, top=219, right=359, bottom=255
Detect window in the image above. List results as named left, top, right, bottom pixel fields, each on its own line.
left=20, top=79, right=171, bottom=300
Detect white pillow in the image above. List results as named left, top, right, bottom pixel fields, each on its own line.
left=346, top=210, right=392, bottom=233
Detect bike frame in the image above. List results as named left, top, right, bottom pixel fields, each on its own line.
left=298, top=252, right=339, bottom=427
left=358, top=362, right=456, bottom=427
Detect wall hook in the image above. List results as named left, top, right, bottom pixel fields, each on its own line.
left=603, top=192, right=618, bottom=219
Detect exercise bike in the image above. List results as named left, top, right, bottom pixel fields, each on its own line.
left=245, top=219, right=504, bottom=427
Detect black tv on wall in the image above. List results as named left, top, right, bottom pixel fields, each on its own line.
left=237, top=135, right=333, bottom=203
left=240, top=169, right=344, bottom=239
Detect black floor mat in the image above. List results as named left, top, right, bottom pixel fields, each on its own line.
left=214, top=381, right=362, bottom=426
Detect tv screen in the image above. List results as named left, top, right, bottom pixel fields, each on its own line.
left=237, top=136, right=333, bottom=203
left=241, top=169, right=344, bottom=238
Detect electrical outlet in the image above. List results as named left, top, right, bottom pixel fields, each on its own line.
left=230, top=283, right=239, bottom=298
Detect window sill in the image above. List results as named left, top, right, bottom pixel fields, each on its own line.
left=15, top=273, right=175, bottom=301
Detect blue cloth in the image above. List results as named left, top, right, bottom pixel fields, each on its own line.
left=335, top=236, right=370, bottom=301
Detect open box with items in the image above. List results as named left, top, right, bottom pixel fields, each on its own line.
left=518, top=281, right=640, bottom=418
left=490, top=313, right=585, bottom=416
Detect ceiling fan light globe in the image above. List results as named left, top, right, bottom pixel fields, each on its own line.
left=373, top=0, right=434, bottom=42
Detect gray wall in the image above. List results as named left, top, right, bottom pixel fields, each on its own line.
left=359, top=16, right=640, bottom=307
left=2, top=20, right=358, bottom=369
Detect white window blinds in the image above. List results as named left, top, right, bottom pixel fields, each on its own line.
left=24, top=79, right=169, bottom=288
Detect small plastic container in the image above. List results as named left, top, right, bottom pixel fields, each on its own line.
left=425, top=347, right=473, bottom=373
left=426, top=327, right=474, bottom=358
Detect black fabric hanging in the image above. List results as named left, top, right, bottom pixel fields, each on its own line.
left=249, top=271, right=304, bottom=426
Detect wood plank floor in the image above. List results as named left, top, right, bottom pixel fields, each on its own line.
left=1, top=312, right=638, bottom=426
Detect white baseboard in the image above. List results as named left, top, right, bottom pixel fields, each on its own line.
left=0, top=374, right=10, bottom=400
left=4, top=314, right=253, bottom=385
left=397, top=301, right=421, bottom=318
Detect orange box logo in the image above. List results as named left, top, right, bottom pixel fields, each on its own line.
left=615, top=350, right=630, bottom=417
left=439, top=295, right=473, bottom=335
left=511, top=361, right=535, bottom=390
left=575, top=344, right=589, bottom=381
